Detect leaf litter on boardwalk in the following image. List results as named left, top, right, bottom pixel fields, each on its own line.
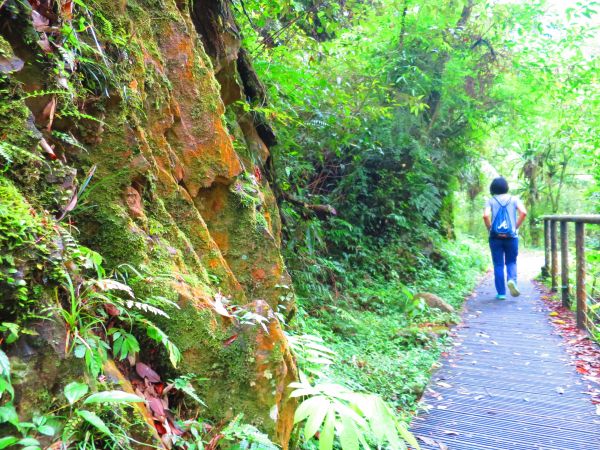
left=534, top=281, right=600, bottom=407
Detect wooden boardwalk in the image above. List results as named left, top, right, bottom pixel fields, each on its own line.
left=412, top=254, right=600, bottom=450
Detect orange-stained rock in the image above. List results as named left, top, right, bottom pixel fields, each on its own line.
left=0, top=0, right=297, bottom=446
left=211, top=230, right=229, bottom=254
left=250, top=300, right=298, bottom=449
left=123, top=186, right=145, bottom=219
left=252, top=267, right=267, bottom=281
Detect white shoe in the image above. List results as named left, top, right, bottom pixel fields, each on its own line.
left=507, top=279, right=520, bottom=297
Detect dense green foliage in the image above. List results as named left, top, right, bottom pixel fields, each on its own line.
left=231, top=0, right=600, bottom=440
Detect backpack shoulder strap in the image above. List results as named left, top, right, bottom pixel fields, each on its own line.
left=493, top=195, right=511, bottom=208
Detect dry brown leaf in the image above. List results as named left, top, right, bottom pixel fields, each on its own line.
left=39, top=137, right=56, bottom=158
left=212, top=293, right=232, bottom=317
left=61, top=0, right=73, bottom=20
left=148, top=397, right=166, bottom=419
left=417, top=436, right=438, bottom=446
left=41, top=96, right=56, bottom=131
left=37, top=33, right=53, bottom=53
left=31, top=10, right=50, bottom=31
left=104, top=303, right=120, bottom=317
left=136, top=362, right=161, bottom=383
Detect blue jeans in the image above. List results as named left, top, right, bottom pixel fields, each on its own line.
left=489, top=237, right=518, bottom=296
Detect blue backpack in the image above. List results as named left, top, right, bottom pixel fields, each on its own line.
left=490, top=196, right=517, bottom=239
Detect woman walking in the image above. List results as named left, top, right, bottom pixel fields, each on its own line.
left=483, top=177, right=528, bottom=299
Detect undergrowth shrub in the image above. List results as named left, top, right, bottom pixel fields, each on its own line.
left=288, top=235, right=488, bottom=416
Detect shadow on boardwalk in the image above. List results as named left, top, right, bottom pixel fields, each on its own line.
left=411, top=253, right=600, bottom=450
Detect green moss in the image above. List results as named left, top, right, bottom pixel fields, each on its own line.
left=0, top=35, right=15, bottom=59
left=0, top=178, right=58, bottom=320
left=165, top=304, right=274, bottom=424
left=78, top=204, right=148, bottom=268
left=0, top=98, right=40, bottom=151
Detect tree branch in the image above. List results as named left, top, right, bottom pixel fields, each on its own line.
left=281, top=191, right=337, bottom=216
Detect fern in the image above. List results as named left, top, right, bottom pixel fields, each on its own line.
left=134, top=315, right=181, bottom=368
left=221, top=415, right=279, bottom=450
left=52, top=131, right=88, bottom=152
left=0, top=142, right=42, bottom=171
left=0, top=143, right=13, bottom=167
left=286, top=333, right=335, bottom=378
left=124, top=300, right=170, bottom=318
left=19, top=89, right=70, bottom=100
left=169, top=374, right=206, bottom=407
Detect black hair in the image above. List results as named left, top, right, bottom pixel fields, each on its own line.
left=490, top=177, right=509, bottom=195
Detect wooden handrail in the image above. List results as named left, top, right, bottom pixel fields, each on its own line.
left=542, top=215, right=599, bottom=332
left=541, top=215, right=600, bottom=224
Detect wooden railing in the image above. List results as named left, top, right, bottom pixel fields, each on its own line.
left=542, top=215, right=600, bottom=333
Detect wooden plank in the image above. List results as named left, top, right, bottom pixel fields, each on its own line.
left=560, top=221, right=570, bottom=307
left=551, top=220, right=558, bottom=292
left=412, top=254, right=600, bottom=450
left=575, top=222, right=587, bottom=330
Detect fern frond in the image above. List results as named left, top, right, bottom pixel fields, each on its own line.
left=124, top=300, right=170, bottom=318
left=52, top=131, right=88, bottom=152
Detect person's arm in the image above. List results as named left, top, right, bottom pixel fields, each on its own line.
left=483, top=205, right=492, bottom=231
left=516, top=201, right=527, bottom=229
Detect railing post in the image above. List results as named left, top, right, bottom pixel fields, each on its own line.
left=551, top=220, right=558, bottom=292
left=542, top=219, right=550, bottom=278
left=560, top=221, right=570, bottom=307
left=575, top=222, right=587, bottom=330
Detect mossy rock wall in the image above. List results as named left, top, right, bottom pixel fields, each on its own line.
left=0, top=0, right=296, bottom=446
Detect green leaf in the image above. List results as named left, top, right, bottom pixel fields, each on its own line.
left=0, top=377, right=14, bottom=398
left=294, top=395, right=329, bottom=424
left=0, top=350, right=9, bottom=377
left=77, top=410, right=111, bottom=435
left=319, top=407, right=335, bottom=450
left=64, top=381, right=89, bottom=405
left=0, top=437, right=18, bottom=449
left=37, top=424, right=56, bottom=436
left=17, top=438, right=40, bottom=446
left=73, top=344, right=86, bottom=358
left=0, top=405, right=18, bottom=425
left=83, top=390, right=144, bottom=404
left=396, top=423, right=420, bottom=449
left=338, top=415, right=359, bottom=450
left=304, top=398, right=330, bottom=441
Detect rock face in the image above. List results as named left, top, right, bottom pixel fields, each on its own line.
left=414, top=292, right=456, bottom=313
left=0, top=0, right=296, bottom=446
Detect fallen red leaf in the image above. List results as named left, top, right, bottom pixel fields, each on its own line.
left=206, top=433, right=224, bottom=450
left=31, top=10, right=50, bottom=32
left=61, top=0, right=73, bottom=20
left=534, top=281, right=600, bottom=402
left=104, top=303, right=120, bottom=316
left=167, top=415, right=184, bottom=436
left=154, top=420, right=167, bottom=435
left=223, top=334, right=238, bottom=347
left=148, top=397, right=166, bottom=419
left=136, top=362, right=161, bottom=383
